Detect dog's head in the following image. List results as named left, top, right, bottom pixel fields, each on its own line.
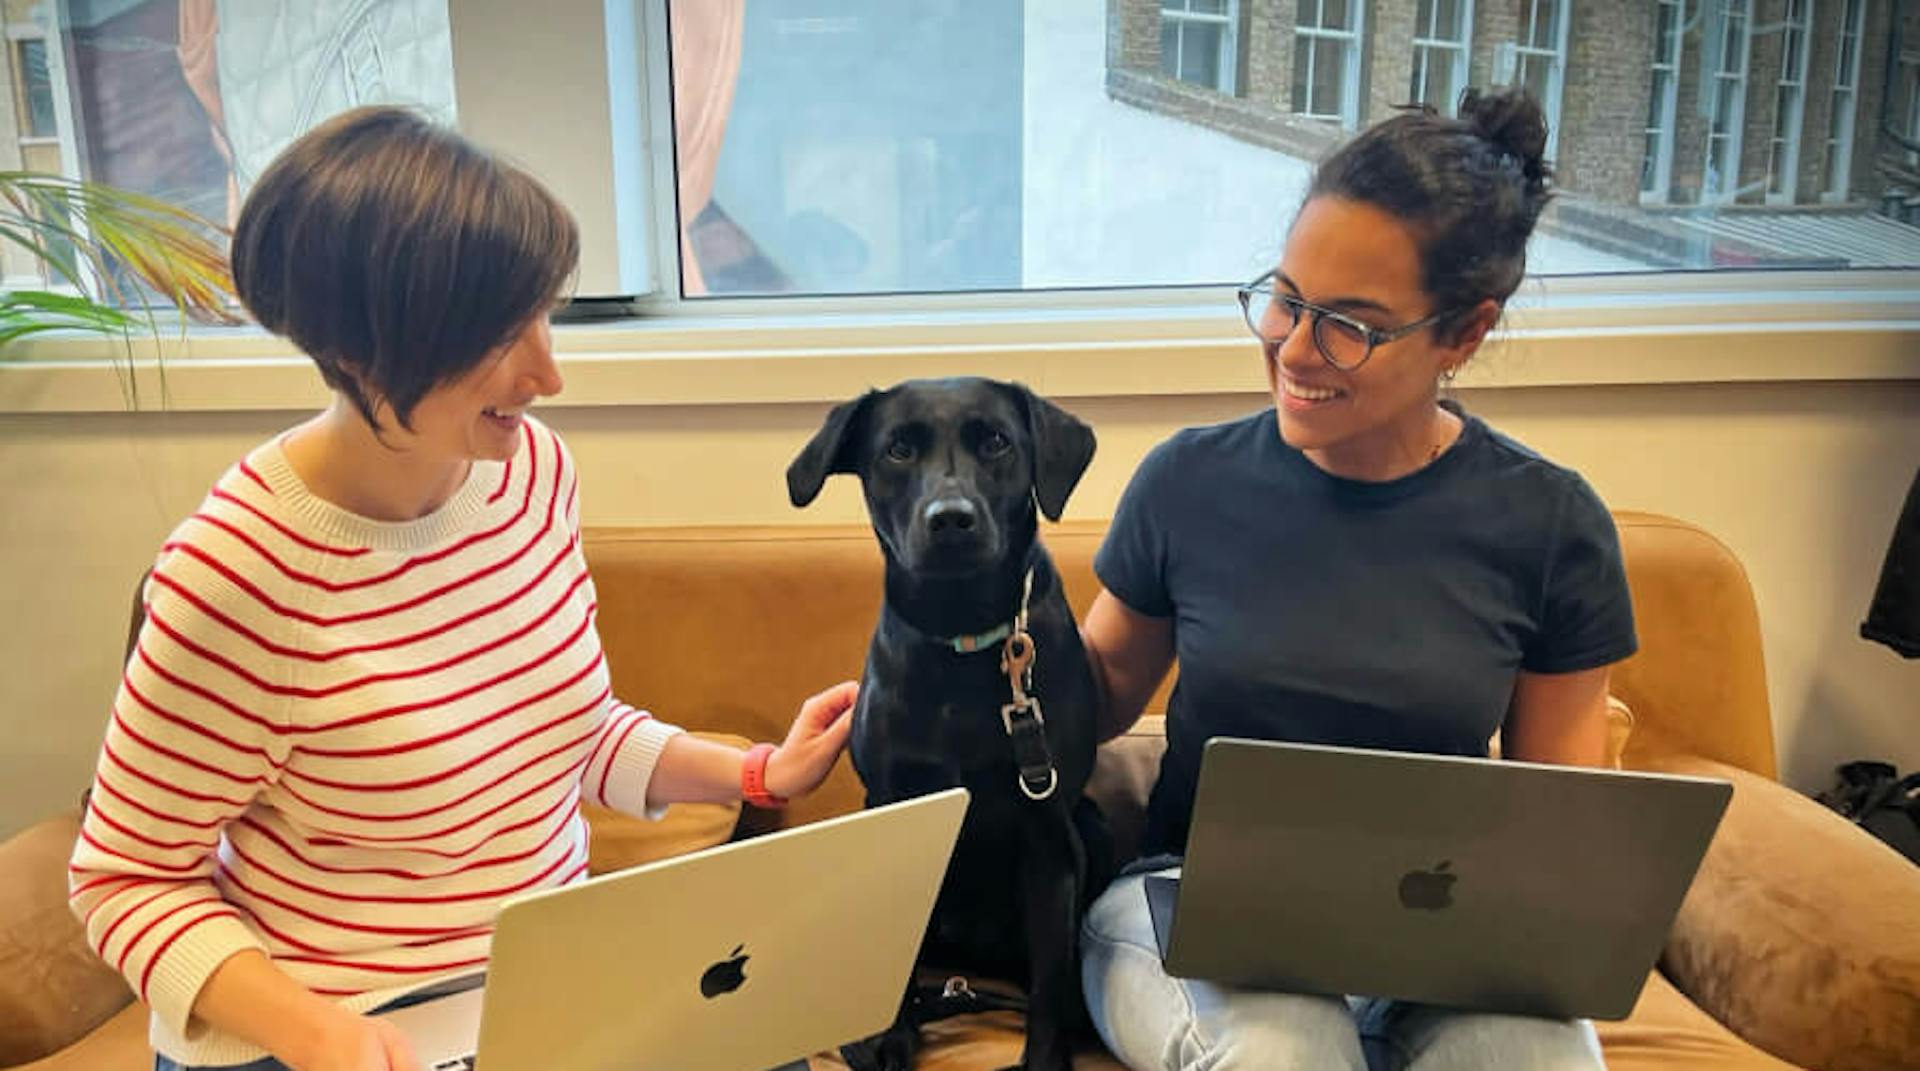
left=787, top=378, right=1096, bottom=577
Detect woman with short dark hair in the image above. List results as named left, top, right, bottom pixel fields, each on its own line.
left=70, top=107, right=858, bottom=1071
left=1079, top=88, right=1630, bottom=1070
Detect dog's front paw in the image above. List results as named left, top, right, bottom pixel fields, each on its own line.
left=840, top=1023, right=916, bottom=1071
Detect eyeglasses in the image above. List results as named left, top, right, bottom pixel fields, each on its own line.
left=1235, top=271, right=1453, bottom=372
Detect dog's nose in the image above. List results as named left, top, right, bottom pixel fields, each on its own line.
left=924, top=497, right=979, bottom=538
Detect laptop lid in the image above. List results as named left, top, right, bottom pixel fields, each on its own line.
left=1158, top=738, right=1729, bottom=1021
left=385, top=788, right=968, bottom=1071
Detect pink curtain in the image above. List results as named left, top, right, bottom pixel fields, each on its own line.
left=669, top=0, right=744, bottom=296
left=176, top=0, right=238, bottom=225
left=177, top=0, right=744, bottom=285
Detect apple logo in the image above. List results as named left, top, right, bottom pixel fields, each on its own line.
left=1397, top=861, right=1457, bottom=911
left=699, top=944, right=750, bottom=998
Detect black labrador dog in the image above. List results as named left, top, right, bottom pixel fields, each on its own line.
left=787, top=377, right=1110, bottom=1071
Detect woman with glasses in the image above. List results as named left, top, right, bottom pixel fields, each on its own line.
left=1077, top=87, right=1630, bottom=1070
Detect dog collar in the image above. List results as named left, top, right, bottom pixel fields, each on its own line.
left=939, top=568, right=1035, bottom=654
left=947, top=622, right=1013, bottom=654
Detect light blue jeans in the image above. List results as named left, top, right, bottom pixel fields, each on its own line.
left=1082, top=867, right=1607, bottom=1071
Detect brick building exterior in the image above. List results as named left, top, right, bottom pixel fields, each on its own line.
left=1111, top=0, right=1907, bottom=211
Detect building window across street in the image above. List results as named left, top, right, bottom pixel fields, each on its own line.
left=1292, top=0, right=1364, bottom=128
left=1410, top=0, right=1473, bottom=115
left=1160, top=0, right=1240, bottom=94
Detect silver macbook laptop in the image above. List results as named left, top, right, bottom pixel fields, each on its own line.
left=379, top=788, right=969, bottom=1071
left=1145, top=739, right=1729, bottom=1021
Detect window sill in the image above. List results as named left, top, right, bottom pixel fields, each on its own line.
left=1, top=271, right=1915, bottom=414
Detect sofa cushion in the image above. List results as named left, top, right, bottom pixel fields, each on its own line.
left=582, top=523, right=1175, bottom=838
left=1644, top=754, right=1920, bottom=1071
left=1595, top=969, right=1798, bottom=1071
left=583, top=732, right=751, bottom=875
left=585, top=527, right=881, bottom=835
left=12, top=1001, right=150, bottom=1071
left=0, top=811, right=135, bottom=1067
left=1085, top=717, right=1168, bottom=865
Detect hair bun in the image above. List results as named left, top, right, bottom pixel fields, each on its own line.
left=1458, top=86, right=1550, bottom=187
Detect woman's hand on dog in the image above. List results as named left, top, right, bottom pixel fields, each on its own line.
left=766, top=680, right=860, bottom=800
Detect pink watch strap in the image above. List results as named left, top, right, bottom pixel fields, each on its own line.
left=741, top=742, right=788, bottom=809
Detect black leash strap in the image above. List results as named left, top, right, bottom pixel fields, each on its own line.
left=999, top=622, right=1059, bottom=801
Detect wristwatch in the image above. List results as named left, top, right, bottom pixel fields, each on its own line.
left=741, top=742, right=788, bottom=809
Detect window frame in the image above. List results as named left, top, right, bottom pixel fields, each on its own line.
left=1160, top=0, right=1241, bottom=95
left=1291, top=0, right=1366, bottom=129
left=1, top=0, right=1916, bottom=420
left=3, top=265, right=1916, bottom=416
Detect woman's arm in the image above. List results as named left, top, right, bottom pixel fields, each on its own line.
left=641, top=680, right=858, bottom=807
left=1081, top=589, right=1176, bottom=743
left=1500, top=665, right=1613, bottom=767
left=191, top=951, right=419, bottom=1071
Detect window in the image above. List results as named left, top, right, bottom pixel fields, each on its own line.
left=1292, top=0, right=1364, bottom=128
left=1160, top=0, right=1239, bottom=94
left=4, top=5, right=66, bottom=175
left=1641, top=0, right=1684, bottom=202
left=4, top=0, right=1916, bottom=311
left=2, top=4, right=73, bottom=288
left=1764, top=0, right=1812, bottom=204
left=0, top=0, right=457, bottom=291
left=1409, top=0, right=1472, bottom=116
left=11, top=37, right=52, bottom=138
left=1703, top=0, right=1753, bottom=202
left=1501, top=0, right=1569, bottom=159
left=1822, top=0, right=1865, bottom=201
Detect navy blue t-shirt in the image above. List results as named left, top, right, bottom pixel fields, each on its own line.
left=1096, top=405, right=1637, bottom=858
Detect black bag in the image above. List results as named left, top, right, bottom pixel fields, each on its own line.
left=1815, top=760, right=1920, bottom=865
left=1860, top=465, right=1920, bottom=658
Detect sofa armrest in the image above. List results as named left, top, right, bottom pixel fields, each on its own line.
left=1640, top=754, right=1920, bottom=1071
left=0, top=811, right=135, bottom=1067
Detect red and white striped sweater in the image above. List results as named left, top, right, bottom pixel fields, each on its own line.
left=69, top=417, right=682, bottom=1066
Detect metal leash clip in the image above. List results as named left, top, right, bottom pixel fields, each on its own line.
left=998, top=581, right=1059, bottom=801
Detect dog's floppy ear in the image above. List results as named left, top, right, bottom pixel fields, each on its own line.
left=787, top=391, right=875, bottom=508
left=1013, top=383, right=1096, bottom=522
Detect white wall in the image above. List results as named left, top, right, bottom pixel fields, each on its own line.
left=3, top=375, right=1917, bottom=837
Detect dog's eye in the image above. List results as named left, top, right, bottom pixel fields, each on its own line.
left=980, top=432, right=1012, bottom=458
left=884, top=440, right=916, bottom=463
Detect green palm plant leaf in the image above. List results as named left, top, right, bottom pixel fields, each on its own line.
left=0, top=170, right=242, bottom=340
left=0, top=288, right=136, bottom=348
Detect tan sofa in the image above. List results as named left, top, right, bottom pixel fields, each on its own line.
left=5, top=512, right=1916, bottom=1070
